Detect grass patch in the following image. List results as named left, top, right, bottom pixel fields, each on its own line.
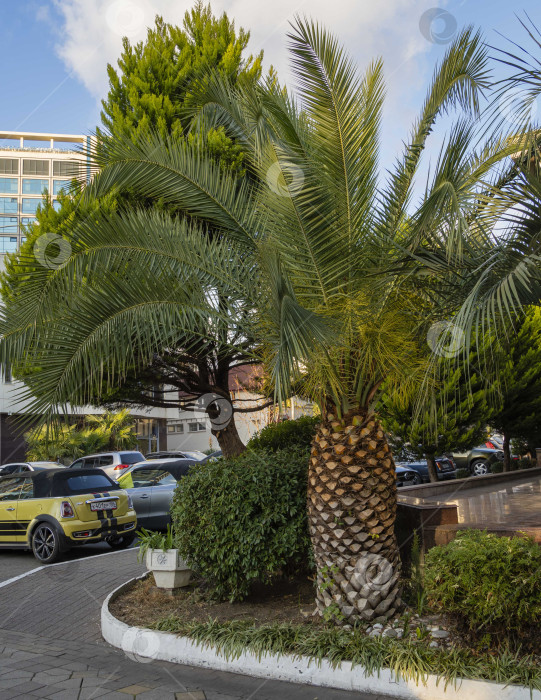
left=151, top=616, right=541, bottom=692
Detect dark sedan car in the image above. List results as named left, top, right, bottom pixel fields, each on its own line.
left=396, top=465, right=423, bottom=487
left=396, top=456, right=457, bottom=483
left=146, top=450, right=206, bottom=461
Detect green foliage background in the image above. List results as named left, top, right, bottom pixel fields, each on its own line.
left=424, top=530, right=541, bottom=646
left=247, top=416, right=319, bottom=452
left=25, top=410, right=138, bottom=462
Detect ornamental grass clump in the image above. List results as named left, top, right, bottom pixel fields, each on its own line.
left=170, top=447, right=312, bottom=601
left=424, top=529, right=541, bottom=647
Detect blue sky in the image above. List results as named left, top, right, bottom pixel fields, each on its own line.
left=0, top=1, right=539, bottom=159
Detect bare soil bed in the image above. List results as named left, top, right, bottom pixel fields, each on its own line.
left=111, top=574, right=324, bottom=629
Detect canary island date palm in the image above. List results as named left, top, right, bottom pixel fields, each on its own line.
left=0, top=20, right=513, bottom=623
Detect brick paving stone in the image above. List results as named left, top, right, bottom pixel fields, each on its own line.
left=0, top=549, right=374, bottom=700
left=117, top=683, right=153, bottom=694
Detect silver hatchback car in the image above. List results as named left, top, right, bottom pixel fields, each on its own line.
left=0, top=461, right=62, bottom=475
left=68, top=451, right=145, bottom=480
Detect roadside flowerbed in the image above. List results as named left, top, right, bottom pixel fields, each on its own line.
left=111, top=573, right=541, bottom=693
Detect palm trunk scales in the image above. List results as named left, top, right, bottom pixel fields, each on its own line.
left=308, top=412, right=401, bottom=623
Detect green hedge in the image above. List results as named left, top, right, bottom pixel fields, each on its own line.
left=424, top=530, right=541, bottom=644
left=171, top=447, right=312, bottom=601
left=247, top=416, right=319, bottom=452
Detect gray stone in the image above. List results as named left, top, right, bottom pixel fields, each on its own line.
left=382, top=628, right=398, bottom=638
left=431, top=629, right=450, bottom=639
left=429, top=641, right=439, bottom=648
left=372, top=623, right=383, bottom=629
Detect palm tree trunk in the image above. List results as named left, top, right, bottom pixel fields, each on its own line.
left=308, top=410, right=401, bottom=624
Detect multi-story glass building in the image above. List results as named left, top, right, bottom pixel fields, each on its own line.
left=0, top=130, right=90, bottom=255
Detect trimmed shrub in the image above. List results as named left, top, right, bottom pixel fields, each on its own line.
left=424, top=530, right=541, bottom=643
left=171, top=447, right=312, bottom=601
left=455, top=468, right=470, bottom=479
left=515, top=457, right=536, bottom=470
left=490, top=461, right=504, bottom=474
left=247, top=415, right=319, bottom=452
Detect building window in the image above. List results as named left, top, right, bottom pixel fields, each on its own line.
left=52, top=200, right=62, bottom=212
left=0, top=178, right=17, bottom=194
left=22, top=179, right=49, bottom=195
left=167, top=423, right=185, bottom=434
left=20, top=217, right=36, bottom=227
left=53, top=160, right=79, bottom=177
left=22, top=159, right=49, bottom=176
left=53, top=179, right=71, bottom=195
left=0, top=217, right=18, bottom=234
left=188, top=422, right=206, bottom=433
left=0, top=198, right=17, bottom=214
left=0, top=237, right=18, bottom=254
left=0, top=159, right=18, bottom=175
left=22, top=199, right=41, bottom=215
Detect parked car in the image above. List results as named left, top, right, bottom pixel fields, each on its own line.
left=67, top=451, right=144, bottom=480
left=396, top=465, right=423, bottom=487
left=0, top=461, right=62, bottom=475
left=0, top=468, right=137, bottom=563
left=200, top=450, right=222, bottom=463
left=119, top=458, right=196, bottom=483
left=146, top=450, right=207, bottom=461
left=395, top=456, right=457, bottom=483
left=117, top=460, right=193, bottom=529
left=449, top=446, right=504, bottom=476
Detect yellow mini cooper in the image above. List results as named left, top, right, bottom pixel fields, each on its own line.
left=0, top=468, right=137, bottom=563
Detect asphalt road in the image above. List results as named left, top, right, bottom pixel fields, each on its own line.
left=0, top=540, right=138, bottom=584
left=0, top=545, right=385, bottom=699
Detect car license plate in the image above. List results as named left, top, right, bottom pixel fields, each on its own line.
left=90, top=500, right=117, bottom=511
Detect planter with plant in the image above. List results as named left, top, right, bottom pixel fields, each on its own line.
left=138, top=526, right=192, bottom=590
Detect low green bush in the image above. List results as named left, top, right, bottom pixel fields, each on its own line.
left=247, top=415, right=319, bottom=452
left=514, top=457, right=536, bottom=470
left=424, top=530, right=541, bottom=645
left=490, top=461, right=504, bottom=474
left=171, top=447, right=312, bottom=601
left=455, top=468, right=470, bottom=479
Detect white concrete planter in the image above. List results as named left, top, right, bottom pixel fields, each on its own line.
left=102, top=577, right=541, bottom=700
left=145, top=549, right=192, bottom=589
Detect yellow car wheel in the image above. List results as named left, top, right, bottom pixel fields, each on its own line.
left=32, top=523, right=62, bottom=564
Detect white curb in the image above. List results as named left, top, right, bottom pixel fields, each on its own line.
left=102, top=578, right=541, bottom=700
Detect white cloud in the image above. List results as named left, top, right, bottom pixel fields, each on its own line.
left=52, top=0, right=441, bottom=98
left=51, top=0, right=451, bottom=164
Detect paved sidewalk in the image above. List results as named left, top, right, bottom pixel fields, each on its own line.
left=0, top=549, right=384, bottom=699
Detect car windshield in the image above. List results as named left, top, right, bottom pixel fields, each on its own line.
left=182, top=451, right=206, bottom=460
left=120, top=452, right=144, bottom=464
